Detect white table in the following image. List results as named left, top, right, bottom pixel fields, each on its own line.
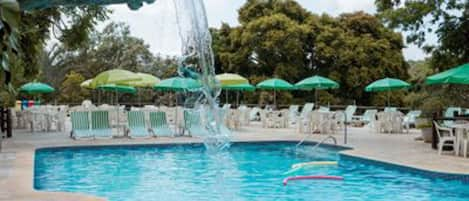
left=449, top=123, right=469, bottom=157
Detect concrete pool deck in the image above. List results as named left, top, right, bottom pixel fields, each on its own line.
left=1, top=123, right=469, bottom=201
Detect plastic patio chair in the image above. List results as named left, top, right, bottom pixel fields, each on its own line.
left=149, top=111, right=174, bottom=137
left=127, top=111, right=151, bottom=138
left=91, top=110, right=113, bottom=139
left=70, top=111, right=93, bottom=140
left=183, top=110, right=210, bottom=136
left=433, top=121, right=456, bottom=155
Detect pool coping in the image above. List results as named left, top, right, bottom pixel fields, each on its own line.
left=5, top=139, right=469, bottom=201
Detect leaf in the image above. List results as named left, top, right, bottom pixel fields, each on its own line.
left=0, top=0, right=20, bottom=30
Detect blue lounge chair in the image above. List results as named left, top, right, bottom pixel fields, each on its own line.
left=91, top=111, right=113, bottom=139
left=70, top=111, right=93, bottom=140
left=149, top=111, right=174, bottom=137
left=184, top=110, right=210, bottom=136
left=127, top=111, right=151, bottom=138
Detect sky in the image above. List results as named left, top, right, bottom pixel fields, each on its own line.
left=105, top=0, right=430, bottom=61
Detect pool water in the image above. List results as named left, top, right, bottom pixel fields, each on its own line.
left=35, top=142, right=469, bottom=201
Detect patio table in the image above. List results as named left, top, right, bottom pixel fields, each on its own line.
left=449, top=123, right=469, bottom=156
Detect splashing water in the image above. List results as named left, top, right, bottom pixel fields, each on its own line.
left=172, top=0, right=231, bottom=151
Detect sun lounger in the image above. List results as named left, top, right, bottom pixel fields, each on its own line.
left=149, top=111, right=174, bottom=137
left=184, top=110, right=210, bottom=136
left=127, top=111, right=151, bottom=138
left=402, top=110, right=422, bottom=128
left=70, top=111, right=93, bottom=140
left=384, top=107, right=397, bottom=112
left=91, top=111, right=113, bottom=139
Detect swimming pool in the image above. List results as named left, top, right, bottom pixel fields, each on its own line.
left=34, top=142, right=469, bottom=201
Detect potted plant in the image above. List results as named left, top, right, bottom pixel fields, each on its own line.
left=416, top=118, right=433, bottom=143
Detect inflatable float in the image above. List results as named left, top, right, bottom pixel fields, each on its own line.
left=283, top=175, right=343, bottom=186
left=283, top=161, right=338, bottom=175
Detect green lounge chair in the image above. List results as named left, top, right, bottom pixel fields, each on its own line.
left=127, top=111, right=151, bottom=138
left=91, top=111, right=113, bottom=139
left=300, top=103, right=315, bottom=118
left=352, top=109, right=377, bottom=125
left=344, top=105, right=357, bottom=123
left=184, top=110, right=210, bottom=136
left=149, top=111, right=174, bottom=137
left=70, top=111, right=93, bottom=140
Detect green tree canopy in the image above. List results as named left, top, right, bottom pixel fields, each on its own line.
left=376, top=0, right=469, bottom=70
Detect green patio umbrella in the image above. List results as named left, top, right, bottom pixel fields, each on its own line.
left=97, top=84, right=136, bottom=105
left=222, top=83, right=256, bottom=106
left=257, top=78, right=295, bottom=107
left=426, top=63, right=469, bottom=85
left=19, top=82, right=55, bottom=95
left=154, top=77, right=201, bottom=92
left=295, top=75, right=339, bottom=104
left=90, top=69, right=141, bottom=88
left=365, top=77, right=410, bottom=106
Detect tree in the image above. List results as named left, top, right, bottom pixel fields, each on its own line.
left=375, top=0, right=469, bottom=71
left=212, top=0, right=409, bottom=106
left=58, top=71, right=89, bottom=103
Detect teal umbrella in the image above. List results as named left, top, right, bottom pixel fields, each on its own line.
left=365, top=77, right=411, bottom=106
left=222, top=83, right=256, bottom=106
left=19, top=82, right=55, bottom=95
left=426, top=63, right=469, bottom=85
left=153, top=77, right=201, bottom=92
left=295, top=75, right=339, bottom=103
left=257, top=78, right=295, bottom=107
left=97, top=84, right=136, bottom=104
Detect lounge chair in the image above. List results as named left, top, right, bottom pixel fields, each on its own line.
left=127, top=111, right=151, bottom=138
left=184, top=110, right=210, bottom=136
left=300, top=103, right=315, bottom=119
left=91, top=111, right=113, bottom=139
left=249, top=107, right=261, bottom=121
left=343, top=105, right=357, bottom=123
left=70, top=111, right=93, bottom=140
left=149, top=111, right=174, bottom=137
left=402, top=110, right=422, bottom=128
left=444, top=107, right=462, bottom=127
left=352, top=109, right=378, bottom=126
left=288, top=105, right=299, bottom=124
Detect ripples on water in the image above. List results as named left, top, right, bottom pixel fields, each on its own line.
left=34, top=143, right=469, bottom=201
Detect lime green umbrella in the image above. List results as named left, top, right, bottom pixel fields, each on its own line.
left=426, top=63, right=469, bottom=85
left=90, top=69, right=141, bottom=88
left=222, top=83, right=256, bottom=106
left=295, top=75, right=339, bottom=103
left=216, top=73, right=249, bottom=86
left=80, top=79, right=94, bottom=89
left=257, top=78, right=295, bottom=107
left=19, top=82, right=55, bottom=95
left=153, top=77, right=201, bottom=92
left=365, top=77, right=410, bottom=106
left=126, top=73, right=161, bottom=88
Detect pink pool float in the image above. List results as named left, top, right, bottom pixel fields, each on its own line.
left=283, top=175, right=344, bottom=186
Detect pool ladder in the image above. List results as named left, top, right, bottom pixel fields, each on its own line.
left=296, top=135, right=337, bottom=150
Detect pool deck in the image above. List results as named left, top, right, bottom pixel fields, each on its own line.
left=1, top=123, right=469, bottom=201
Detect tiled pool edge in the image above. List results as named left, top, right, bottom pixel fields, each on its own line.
left=339, top=152, right=469, bottom=182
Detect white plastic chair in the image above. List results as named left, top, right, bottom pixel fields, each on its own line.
left=433, top=121, right=456, bottom=155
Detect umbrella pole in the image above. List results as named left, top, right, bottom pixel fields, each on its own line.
left=315, top=89, right=318, bottom=105
left=387, top=91, right=390, bottom=107
left=236, top=91, right=240, bottom=107
left=274, top=90, right=277, bottom=109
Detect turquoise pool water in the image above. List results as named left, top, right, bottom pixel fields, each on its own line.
left=35, top=142, right=469, bottom=201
